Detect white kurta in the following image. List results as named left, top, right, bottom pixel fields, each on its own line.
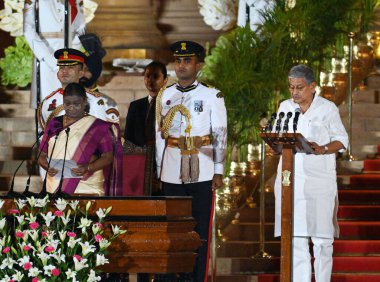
left=24, top=0, right=86, bottom=108
left=156, top=81, right=227, bottom=184
left=274, top=96, right=348, bottom=238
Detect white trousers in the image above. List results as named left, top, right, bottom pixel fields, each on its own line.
left=292, top=236, right=334, bottom=282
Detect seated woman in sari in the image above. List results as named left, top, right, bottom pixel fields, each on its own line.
left=38, top=83, right=121, bottom=196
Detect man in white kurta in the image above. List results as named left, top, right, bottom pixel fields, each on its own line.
left=24, top=0, right=86, bottom=108
left=274, top=64, right=348, bottom=282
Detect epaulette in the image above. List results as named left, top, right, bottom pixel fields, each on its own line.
left=106, top=108, right=120, bottom=117
left=85, top=88, right=102, bottom=98
left=44, top=88, right=62, bottom=101
left=201, top=82, right=215, bottom=88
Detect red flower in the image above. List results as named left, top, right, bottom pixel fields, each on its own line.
left=2, top=247, right=10, bottom=254
left=67, top=231, right=76, bottom=238
left=44, top=246, right=55, bottom=253
left=95, top=234, right=103, bottom=242
left=52, top=268, right=60, bottom=276
left=73, top=254, right=82, bottom=261
left=54, top=210, right=64, bottom=217
left=8, top=209, right=19, bottom=214
left=29, top=222, right=40, bottom=230
left=42, top=231, right=48, bottom=237
left=23, top=245, right=31, bottom=251
left=32, top=278, right=39, bottom=282
left=24, top=262, right=32, bottom=270
left=15, top=231, right=24, bottom=238
left=95, top=222, right=103, bottom=229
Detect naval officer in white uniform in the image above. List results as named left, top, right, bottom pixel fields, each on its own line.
left=155, top=40, right=227, bottom=282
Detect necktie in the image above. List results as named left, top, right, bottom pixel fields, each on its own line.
left=145, top=97, right=156, bottom=143
left=69, top=0, right=78, bottom=23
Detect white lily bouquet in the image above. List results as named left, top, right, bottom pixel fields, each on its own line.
left=0, top=197, right=127, bottom=282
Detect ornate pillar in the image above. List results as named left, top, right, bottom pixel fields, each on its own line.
left=87, top=0, right=222, bottom=63
left=87, top=0, right=166, bottom=62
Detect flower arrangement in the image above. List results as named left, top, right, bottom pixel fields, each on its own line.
left=0, top=0, right=98, bottom=35
left=0, top=0, right=23, bottom=37
left=0, top=197, right=126, bottom=282
left=198, top=0, right=237, bottom=31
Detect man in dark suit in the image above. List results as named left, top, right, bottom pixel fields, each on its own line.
left=124, top=61, right=168, bottom=146
left=124, top=61, right=168, bottom=282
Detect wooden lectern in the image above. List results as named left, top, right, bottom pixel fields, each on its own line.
left=260, top=132, right=314, bottom=282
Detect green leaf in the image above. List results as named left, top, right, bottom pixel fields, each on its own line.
left=0, top=36, right=33, bottom=88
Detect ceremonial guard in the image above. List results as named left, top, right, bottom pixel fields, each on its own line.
left=79, top=33, right=120, bottom=124
left=24, top=0, right=86, bottom=108
left=37, top=48, right=119, bottom=131
left=156, top=41, right=227, bottom=282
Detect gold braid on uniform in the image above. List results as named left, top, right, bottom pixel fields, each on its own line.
left=37, top=102, right=45, bottom=131
left=156, top=85, right=192, bottom=138
left=155, top=86, right=165, bottom=131
left=156, top=85, right=200, bottom=183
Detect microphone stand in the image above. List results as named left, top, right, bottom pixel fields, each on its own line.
left=23, top=131, right=50, bottom=198
left=275, top=112, right=285, bottom=137
left=54, top=127, right=71, bottom=199
left=41, top=134, right=59, bottom=198
left=8, top=131, right=44, bottom=197
left=283, top=112, right=293, bottom=134
left=8, top=160, right=27, bottom=198
left=265, top=113, right=277, bottom=133
left=293, top=116, right=300, bottom=133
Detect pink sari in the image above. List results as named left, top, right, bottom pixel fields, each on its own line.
left=40, top=115, right=123, bottom=195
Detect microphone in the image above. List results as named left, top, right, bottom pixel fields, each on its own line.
left=41, top=133, right=59, bottom=197
left=8, top=131, right=44, bottom=197
left=265, top=113, right=277, bottom=132
left=55, top=127, right=71, bottom=198
left=275, top=112, right=285, bottom=133
left=283, top=112, right=293, bottom=133
left=23, top=130, right=51, bottom=197
left=293, top=108, right=301, bottom=132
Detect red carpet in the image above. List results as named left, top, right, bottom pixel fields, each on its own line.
left=350, top=146, right=380, bottom=185
left=350, top=174, right=380, bottom=186
left=363, top=159, right=380, bottom=172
